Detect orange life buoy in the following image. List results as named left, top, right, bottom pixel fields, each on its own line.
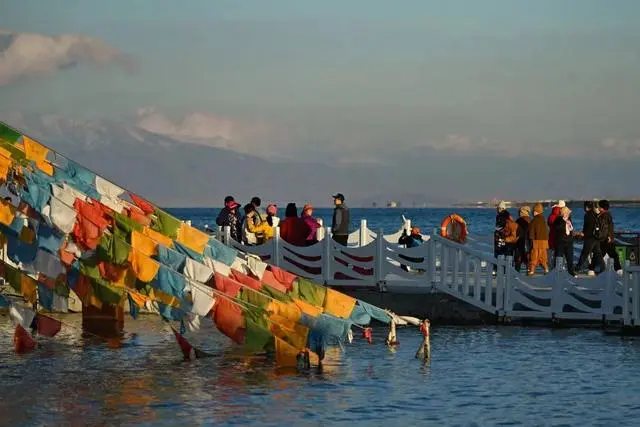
left=440, top=214, right=468, bottom=244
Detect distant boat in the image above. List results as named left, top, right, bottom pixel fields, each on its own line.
left=387, top=201, right=398, bottom=208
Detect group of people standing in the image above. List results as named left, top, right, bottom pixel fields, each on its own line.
left=494, top=199, right=621, bottom=277
left=214, top=193, right=351, bottom=247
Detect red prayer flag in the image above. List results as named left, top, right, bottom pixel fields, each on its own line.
left=14, top=324, right=37, bottom=353
left=129, top=193, right=155, bottom=215
left=172, top=328, right=193, bottom=360
left=36, top=314, right=62, bottom=337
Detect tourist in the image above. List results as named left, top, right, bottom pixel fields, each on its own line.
left=493, top=201, right=511, bottom=273
left=245, top=205, right=275, bottom=242
left=398, top=226, right=425, bottom=272
left=576, top=201, right=605, bottom=275
left=216, top=196, right=242, bottom=242
left=280, top=202, right=311, bottom=247
left=250, top=196, right=266, bottom=242
left=592, top=200, right=622, bottom=275
left=553, top=206, right=577, bottom=277
left=503, top=212, right=519, bottom=256
left=241, top=204, right=260, bottom=245
left=301, top=203, right=321, bottom=246
left=528, top=203, right=549, bottom=275
left=547, top=202, right=564, bottom=267
left=266, top=204, right=280, bottom=228
left=331, top=193, right=351, bottom=246
left=514, top=206, right=531, bottom=272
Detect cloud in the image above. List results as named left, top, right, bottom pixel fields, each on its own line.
left=0, top=29, right=132, bottom=86
left=134, top=107, right=285, bottom=156
left=600, top=137, right=640, bottom=156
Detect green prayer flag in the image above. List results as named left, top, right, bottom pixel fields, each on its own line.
left=90, top=280, right=124, bottom=306
left=0, top=123, right=21, bottom=144
left=244, top=318, right=273, bottom=351
left=152, top=208, right=181, bottom=239
left=239, top=288, right=271, bottom=310
left=292, top=278, right=326, bottom=307
left=54, top=279, right=70, bottom=297
left=97, top=233, right=130, bottom=266
left=261, top=284, right=293, bottom=303
left=114, top=212, right=143, bottom=240
left=4, top=264, right=22, bottom=293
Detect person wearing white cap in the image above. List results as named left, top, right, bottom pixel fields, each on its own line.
left=553, top=200, right=566, bottom=208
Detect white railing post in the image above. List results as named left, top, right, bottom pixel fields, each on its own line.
left=602, top=265, right=615, bottom=320
left=216, top=226, right=222, bottom=241
left=375, top=228, right=385, bottom=285
left=551, top=260, right=563, bottom=318
left=623, top=261, right=631, bottom=325
left=493, top=257, right=503, bottom=311
left=272, top=227, right=281, bottom=267
left=503, top=255, right=513, bottom=316
left=323, top=226, right=332, bottom=284
left=631, top=271, right=640, bottom=326
left=359, top=219, right=367, bottom=247
left=405, top=220, right=411, bottom=234
left=462, top=250, right=470, bottom=298
left=452, top=247, right=459, bottom=293
left=430, top=229, right=438, bottom=287
left=223, top=225, right=231, bottom=245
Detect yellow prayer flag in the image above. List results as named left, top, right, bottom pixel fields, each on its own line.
left=23, top=136, right=49, bottom=162
left=177, top=223, right=209, bottom=254
left=0, top=199, right=16, bottom=226
left=131, top=230, right=158, bottom=257
left=294, top=298, right=323, bottom=317
left=36, top=159, right=54, bottom=176
left=267, top=300, right=302, bottom=324
left=21, top=275, right=38, bottom=304
left=129, top=250, right=160, bottom=283
left=143, top=227, right=174, bottom=248
left=274, top=337, right=300, bottom=368
left=323, top=288, right=357, bottom=319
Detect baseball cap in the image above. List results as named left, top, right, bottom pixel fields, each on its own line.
left=332, top=193, right=345, bottom=201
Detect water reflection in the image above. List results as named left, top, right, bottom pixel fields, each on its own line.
left=2, top=315, right=640, bottom=425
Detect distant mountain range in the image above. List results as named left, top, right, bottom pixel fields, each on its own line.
left=1, top=112, right=639, bottom=207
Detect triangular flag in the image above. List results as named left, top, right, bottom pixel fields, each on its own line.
left=172, top=328, right=193, bottom=360
left=36, top=314, right=62, bottom=337
left=14, top=324, right=37, bottom=353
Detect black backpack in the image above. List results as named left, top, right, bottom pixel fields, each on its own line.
left=594, top=214, right=608, bottom=241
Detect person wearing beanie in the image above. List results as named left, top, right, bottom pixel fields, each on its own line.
left=528, top=203, right=549, bottom=275
left=301, top=203, right=321, bottom=246
left=216, top=196, right=242, bottom=242
left=514, top=206, right=531, bottom=272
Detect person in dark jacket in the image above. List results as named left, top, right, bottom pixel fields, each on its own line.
left=593, top=199, right=622, bottom=274
left=216, top=196, right=242, bottom=242
left=576, top=201, right=605, bottom=275
left=331, top=193, right=350, bottom=246
left=279, top=203, right=311, bottom=247
left=553, top=206, right=576, bottom=277
left=514, top=206, right=531, bottom=272
left=494, top=201, right=511, bottom=258
left=398, top=226, right=425, bottom=272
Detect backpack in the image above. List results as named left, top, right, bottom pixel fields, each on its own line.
left=594, top=214, right=608, bottom=241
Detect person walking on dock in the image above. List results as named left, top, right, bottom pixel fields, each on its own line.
left=553, top=206, right=577, bottom=277
left=331, top=193, right=351, bottom=246
left=576, top=201, right=605, bottom=275
left=592, top=200, right=622, bottom=275
left=216, top=196, right=242, bottom=243
left=514, top=206, right=531, bottom=272
left=528, top=203, right=549, bottom=275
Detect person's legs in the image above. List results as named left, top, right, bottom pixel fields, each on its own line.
left=577, top=238, right=596, bottom=271
left=333, top=234, right=348, bottom=246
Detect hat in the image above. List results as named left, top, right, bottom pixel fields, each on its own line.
left=519, top=206, right=531, bottom=216
left=411, top=226, right=421, bottom=234
left=224, top=196, right=235, bottom=204
left=266, top=204, right=277, bottom=215
left=553, top=200, right=566, bottom=208
left=497, top=201, right=506, bottom=210
left=303, top=203, right=313, bottom=212
left=533, top=203, right=544, bottom=214
left=332, top=193, right=345, bottom=202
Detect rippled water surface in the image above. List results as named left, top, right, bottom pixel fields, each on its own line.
left=2, top=315, right=640, bottom=426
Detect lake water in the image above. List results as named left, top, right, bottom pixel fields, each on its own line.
left=2, top=207, right=640, bottom=426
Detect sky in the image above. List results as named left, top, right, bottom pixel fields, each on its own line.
left=1, top=0, right=640, bottom=167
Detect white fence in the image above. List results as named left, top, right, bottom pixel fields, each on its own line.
left=215, top=222, right=640, bottom=326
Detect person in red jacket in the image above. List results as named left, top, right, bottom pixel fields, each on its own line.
left=279, top=203, right=311, bottom=247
